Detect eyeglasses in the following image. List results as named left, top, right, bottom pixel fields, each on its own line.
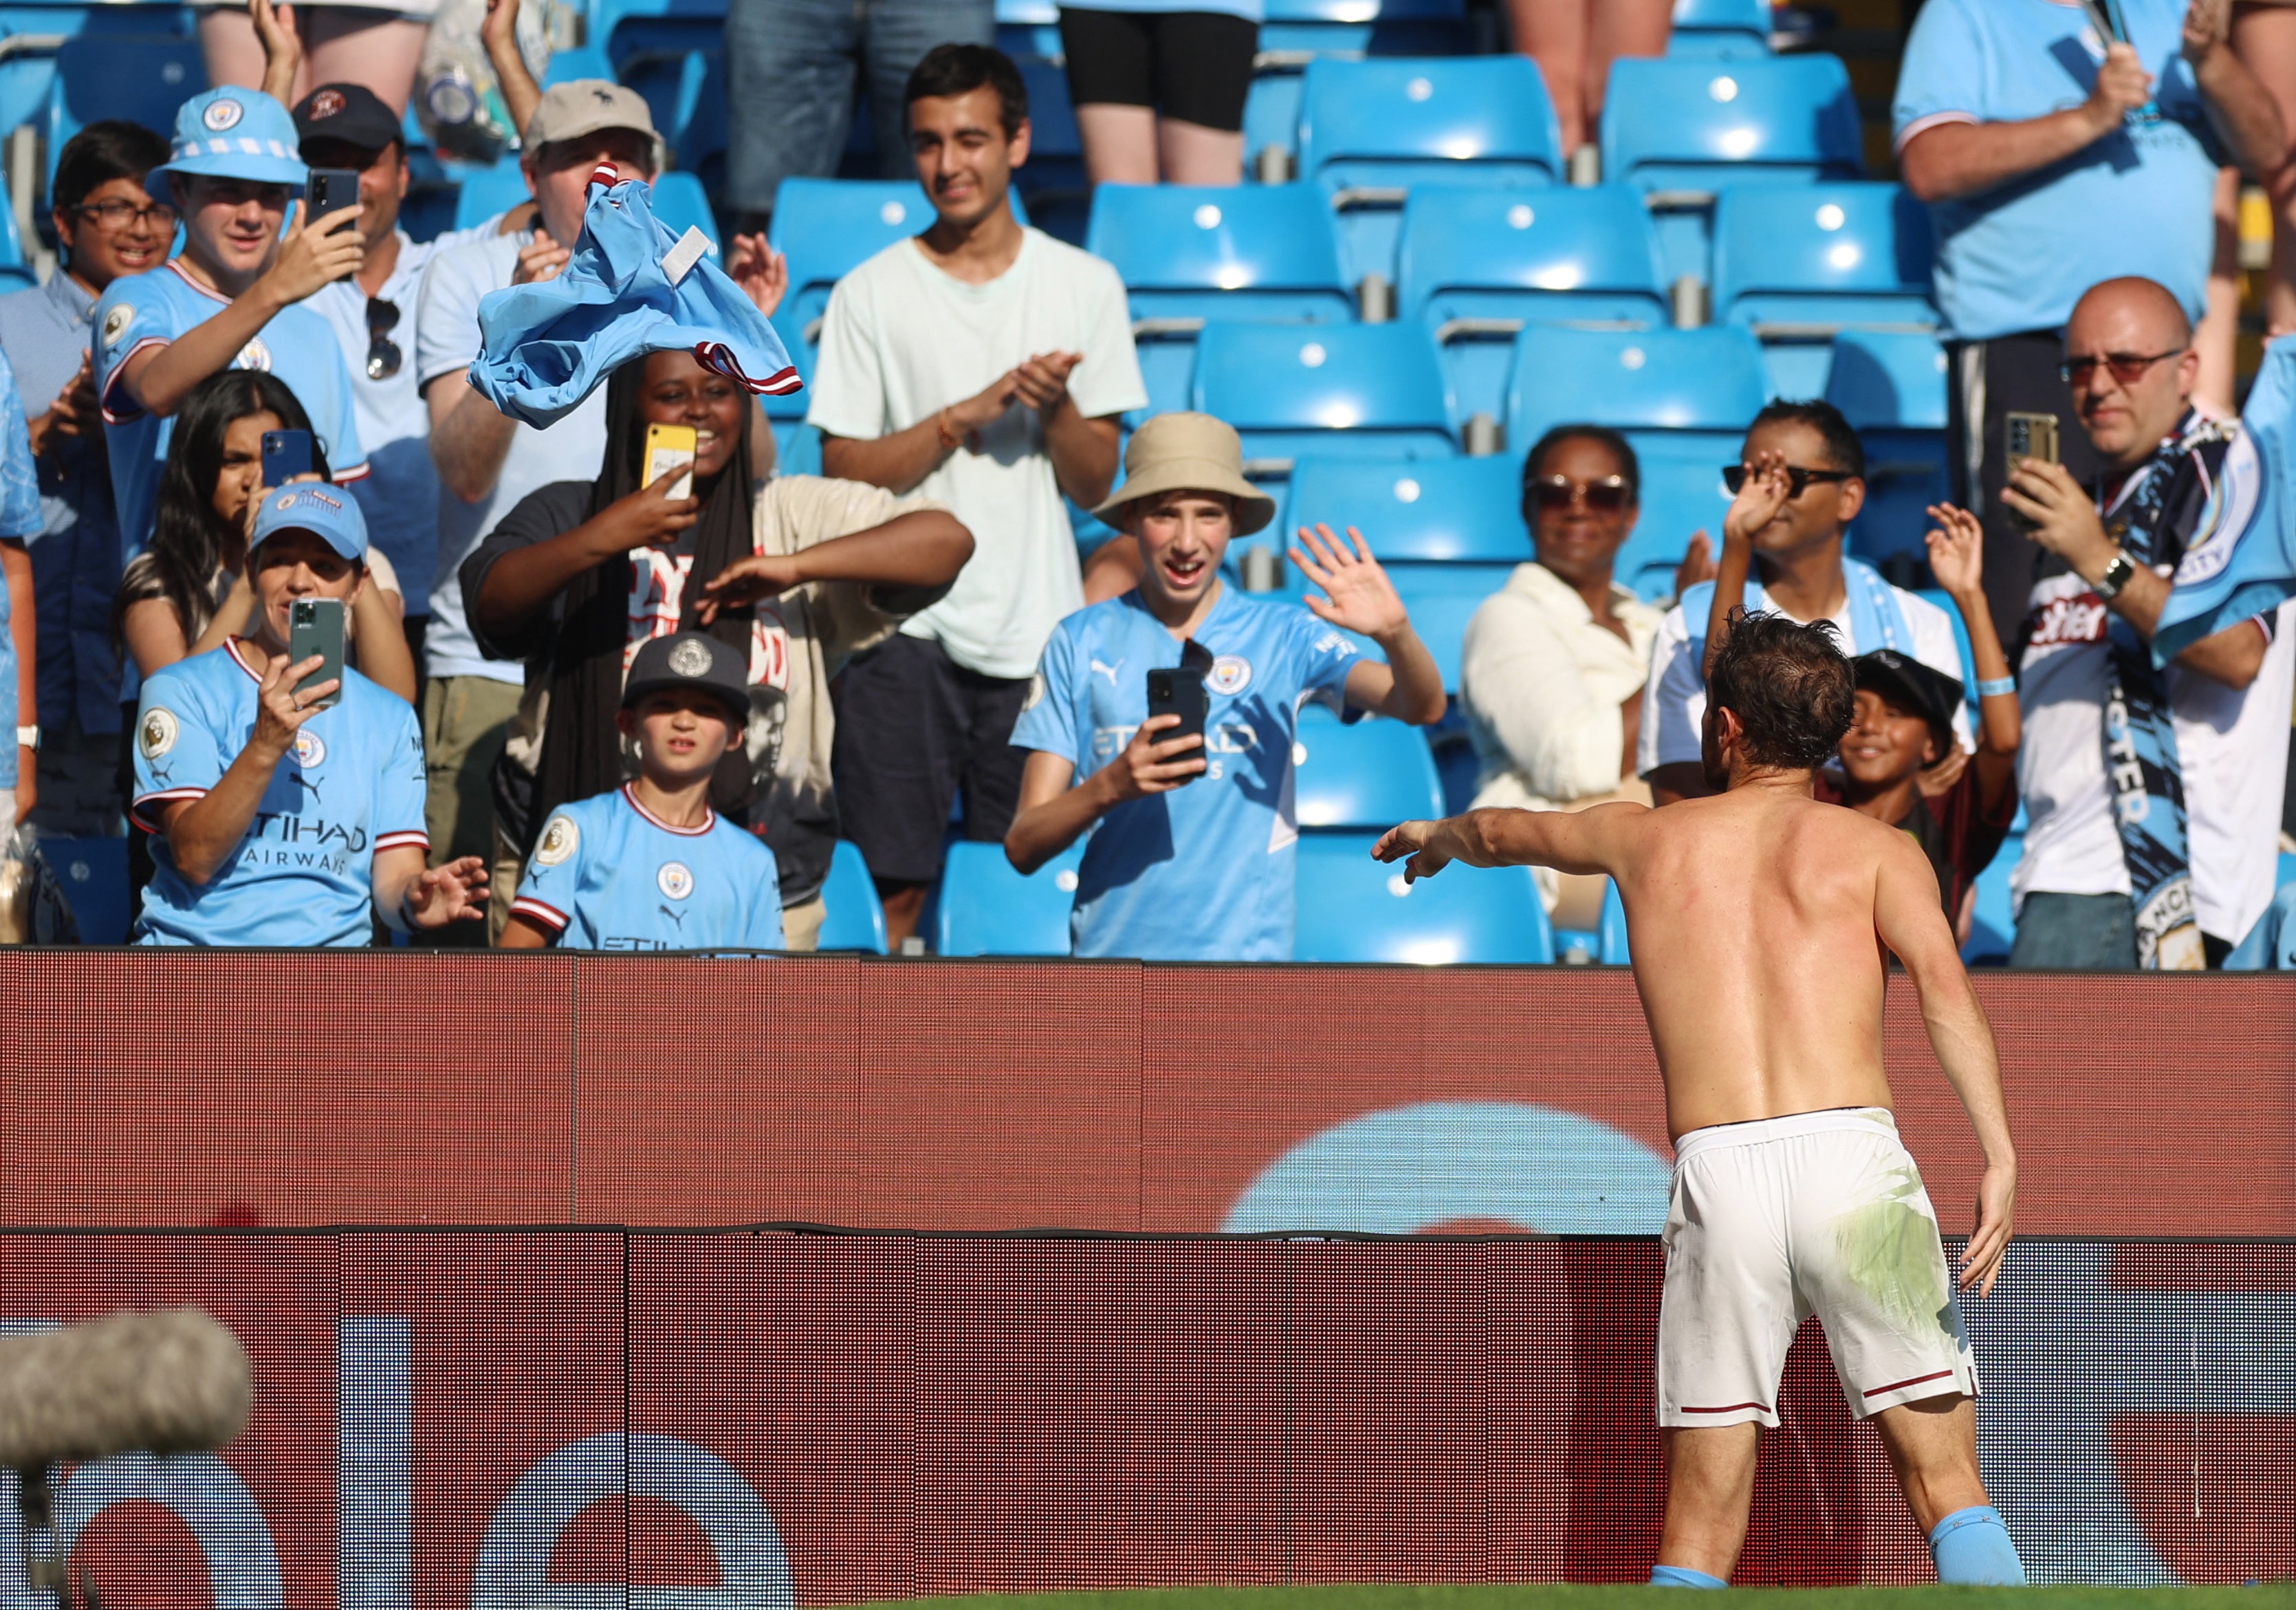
left=1529, top=475, right=1632, bottom=513
left=1721, top=464, right=1857, bottom=497
left=365, top=297, right=402, bottom=381
left=2057, top=348, right=2186, bottom=386
left=71, top=198, right=177, bottom=232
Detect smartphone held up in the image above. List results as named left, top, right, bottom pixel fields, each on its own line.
left=288, top=598, right=347, bottom=712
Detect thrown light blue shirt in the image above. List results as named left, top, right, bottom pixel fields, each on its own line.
left=512, top=783, right=785, bottom=950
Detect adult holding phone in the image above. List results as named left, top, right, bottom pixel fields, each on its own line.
left=129, top=486, right=483, bottom=945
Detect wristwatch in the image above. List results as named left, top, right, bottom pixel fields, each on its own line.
left=13, top=724, right=35, bottom=753
left=2092, top=548, right=2137, bottom=602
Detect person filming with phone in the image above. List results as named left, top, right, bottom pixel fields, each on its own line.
left=1005, top=413, right=1446, bottom=960
left=129, top=484, right=483, bottom=946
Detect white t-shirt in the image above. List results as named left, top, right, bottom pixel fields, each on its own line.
left=415, top=230, right=611, bottom=684
left=2013, top=572, right=2293, bottom=944
left=1637, top=576, right=1971, bottom=776
left=805, top=228, right=1146, bottom=679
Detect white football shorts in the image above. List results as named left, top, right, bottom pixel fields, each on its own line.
left=1657, top=1106, right=1980, bottom=1428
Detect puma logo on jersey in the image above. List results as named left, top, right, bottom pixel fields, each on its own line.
left=1089, top=657, right=1124, bottom=686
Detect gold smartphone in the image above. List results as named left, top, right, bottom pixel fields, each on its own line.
left=642, top=422, right=697, bottom=500
left=2005, top=411, right=2059, bottom=466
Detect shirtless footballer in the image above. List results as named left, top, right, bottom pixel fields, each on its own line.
left=1373, top=609, right=2026, bottom=1589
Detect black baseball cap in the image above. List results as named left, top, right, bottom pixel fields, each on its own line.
left=622, top=631, right=750, bottom=727
left=1852, top=649, right=1963, bottom=750
left=292, top=83, right=402, bottom=155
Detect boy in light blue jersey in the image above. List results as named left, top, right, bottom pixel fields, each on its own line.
left=131, top=486, right=487, bottom=944
left=1007, top=413, right=1446, bottom=959
left=503, top=632, right=785, bottom=952
left=94, top=86, right=369, bottom=561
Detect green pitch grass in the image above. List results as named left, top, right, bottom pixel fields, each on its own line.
left=861, top=1582, right=2294, bottom=1610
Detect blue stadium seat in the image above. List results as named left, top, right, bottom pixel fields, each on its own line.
left=1245, top=0, right=1472, bottom=174
left=933, top=840, right=1080, bottom=957
left=0, top=170, right=25, bottom=288
left=1194, top=322, right=1456, bottom=470
left=1397, top=184, right=1669, bottom=424
left=1505, top=325, right=1769, bottom=460
left=1285, top=455, right=1526, bottom=565
left=815, top=839, right=888, bottom=954
left=1386, top=582, right=1481, bottom=693
left=41, top=33, right=204, bottom=195
left=47, top=836, right=130, bottom=946
left=451, top=159, right=530, bottom=232
left=1599, top=878, right=1630, bottom=964
left=1712, top=182, right=1936, bottom=398
left=1293, top=833, right=1555, bottom=964
left=769, top=179, right=1030, bottom=337
left=1293, top=704, right=1443, bottom=829
left=650, top=170, right=719, bottom=247
left=1624, top=447, right=1733, bottom=602
left=1296, top=56, right=1563, bottom=285
left=1827, top=329, right=1951, bottom=576
left=1667, top=0, right=1771, bottom=58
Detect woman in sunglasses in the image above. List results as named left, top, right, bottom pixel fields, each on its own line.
left=1458, top=424, right=1663, bottom=933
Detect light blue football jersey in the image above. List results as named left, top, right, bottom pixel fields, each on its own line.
left=1012, top=585, right=1366, bottom=961
left=131, top=639, right=428, bottom=946
left=512, top=785, right=785, bottom=951
left=95, top=259, right=368, bottom=561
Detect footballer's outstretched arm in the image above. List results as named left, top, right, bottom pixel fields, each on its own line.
left=1371, top=802, right=1648, bottom=884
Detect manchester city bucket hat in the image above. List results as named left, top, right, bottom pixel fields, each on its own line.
left=250, top=484, right=369, bottom=563
left=147, top=87, right=310, bottom=194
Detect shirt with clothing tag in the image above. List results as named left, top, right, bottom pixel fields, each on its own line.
left=1012, top=587, right=1366, bottom=960
left=94, top=259, right=369, bottom=562
left=129, top=638, right=428, bottom=946
left=415, top=229, right=611, bottom=684
left=512, top=783, right=785, bottom=950
left=1892, top=0, right=2219, bottom=340
left=805, top=229, right=1147, bottom=679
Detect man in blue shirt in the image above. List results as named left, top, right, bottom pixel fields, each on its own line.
left=502, top=633, right=785, bottom=950
left=0, top=121, right=173, bottom=836
left=95, top=86, right=370, bottom=563
left=1894, top=0, right=2280, bottom=651
left=130, top=486, right=485, bottom=944
left=1005, top=412, right=1446, bottom=959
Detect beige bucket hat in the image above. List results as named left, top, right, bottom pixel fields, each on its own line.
left=1092, top=412, right=1277, bottom=536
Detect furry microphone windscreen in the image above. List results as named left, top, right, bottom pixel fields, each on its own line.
left=0, top=1308, right=252, bottom=1470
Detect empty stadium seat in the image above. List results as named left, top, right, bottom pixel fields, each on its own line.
left=769, top=179, right=1031, bottom=338
left=1828, top=329, right=1951, bottom=578
left=1194, top=322, right=1456, bottom=470
left=1285, top=455, right=1526, bottom=565
left=934, top=841, right=1081, bottom=957
left=1505, top=325, right=1769, bottom=457
left=1293, top=704, right=1444, bottom=829
left=45, top=836, right=130, bottom=946
left=1245, top=0, right=1472, bottom=175
left=1712, top=182, right=1936, bottom=398
left=815, top=840, right=888, bottom=954
left=1293, top=834, right=1555, bottom=964
left=1397, top=184, right=1670, bottom=425
left=1600, top=878, right=1630, bottom=964
left=1296, top=56, right=1562, bottom=285
left=1666, top=0, right=1771, bottom=58
left=452, top=159, right=530, bottom=232
left=41, top=33, right=203, bottom=194
left=1625, top=450, right=1732, bottom=602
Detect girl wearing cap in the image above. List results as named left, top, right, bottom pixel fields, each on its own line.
left=1005, top=411, right=1446, bottom=960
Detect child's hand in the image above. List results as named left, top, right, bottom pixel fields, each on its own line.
left=1924, top=503, right=1985, bottom=600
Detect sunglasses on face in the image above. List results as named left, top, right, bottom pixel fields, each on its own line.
left=2057, top=347, right=2185, bottom=387
left=1529, top=475, right=1632, bottom=513
left=1720, top=464, right=1856, bottom=497
left=365, top=296, right=402, bottom=381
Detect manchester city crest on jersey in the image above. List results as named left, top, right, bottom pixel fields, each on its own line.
left=138, top=706, right=178, bottom=759
left=236, top=337, right=273, bottom=373
left=202, top=96, right=245, bottom=132
left=100, top=303, right=135, bottom=349
left=657, top=861, right=695, bottom=900
left=1207, top=655, right=1253, bottom=695
left=668, top=637, right=714, bottom=678
left=534, top=814, right=578, bottom=867
left=293, top=729, right=326, bottom=768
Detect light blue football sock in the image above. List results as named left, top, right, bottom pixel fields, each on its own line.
left=1929, top=1505, right=2026, bottom=1585
left=1650, top=1565, right=1728, bottom=1589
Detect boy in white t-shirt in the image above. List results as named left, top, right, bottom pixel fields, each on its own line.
left=807, top=42, right=1147, bottom=946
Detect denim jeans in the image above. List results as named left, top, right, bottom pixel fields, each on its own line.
left=724, top=0, right=996, bottom=217
left=2009, top=891, right=2139, bottom=970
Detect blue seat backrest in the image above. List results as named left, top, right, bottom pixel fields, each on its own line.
left=43, top=33, right=204, bottom=188
left=1085, top=182, right=1350, bottom=320
left=815, top=839, right=888, bottom=954
left=1298, top=56, right=1562, bottom=192
left=1293, top=705, right=1444, bottom=829
left=1667, top=0, right=1771, bottom=57
left=1287, top=455, right=1527, bottom=563
left=452, top=159, right=531, bottom=233
left=1505, top=325, right=1770, bottom=448
left=1824, top=328, right=1949, bottom=432
left=45, top=836, right=130, bottom=946
left=1623, top=442, right=1735, bottom=602
left=1397, top=184, right=1669, bottom=329
left=770, top=178, right=1029, bottom=331
left=1293, top=833, right=1555, bottom=964
left=1599, top=54, right=1862, bottom=188
left=1711, top=182, right=1934, bottom=325
left=1194, top=322, right=1456, bottom=461
left=0, top=170, right=19, bottom=268
left=650, top=171, right=719, bottom=247
left=933, top=840, right=1080, bottom=957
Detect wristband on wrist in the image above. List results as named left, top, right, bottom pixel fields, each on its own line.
left=2092, top=547, right=2136, bottom=600
left=1974, top=676, right=2015, bottom=699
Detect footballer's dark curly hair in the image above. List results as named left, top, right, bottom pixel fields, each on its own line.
left=1707, top=608, right=1855, bottom=771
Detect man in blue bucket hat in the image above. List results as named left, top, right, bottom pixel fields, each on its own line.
left=94, top=85, right=370, bottom=563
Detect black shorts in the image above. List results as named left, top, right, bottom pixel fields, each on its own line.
left=1057, top=7, right=1259, bottom=132
left=831, top=633, right=1031, bottom=886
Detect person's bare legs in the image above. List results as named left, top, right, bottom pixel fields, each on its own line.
left=305, top=7, right=427, bottom=113
left=1582, top=0, right=1674, bottom=148
left=879, top=881, right=928, bottom=948
left=1656, top=1422, right=1760, bottom=1581
left=2195, top=164, right=2244, bottom=417
left=1075, top=104, right=1161, bottom=185
left=1872, top=1393, right=1991, bottom=1534
left=2235, top=3, right=2296, bottom=334
left=1506, top=0, right=1590, bottom=155
left=1159, top=118, right=1244, bottom=186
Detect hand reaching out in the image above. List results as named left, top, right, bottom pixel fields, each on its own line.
left=727, top=233, right=787, bottom=318
left=696, top=553, right=805, bottom=622
left=404, top=856, right=490, bottom=929
left=1371, top=819, right=1451, bottom=883
left=1923, top=501, right=1986, bottom=600
left=1289, top=523, right=1408, bottom=640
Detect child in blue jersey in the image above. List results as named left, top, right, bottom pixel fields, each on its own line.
left=1006, top=412, right=1447, bottom=959
left=502, top=631, right=785, bottom=952
left=95, top=86, right=369, bottom=558
left=131, top=486, right=488, bottom=944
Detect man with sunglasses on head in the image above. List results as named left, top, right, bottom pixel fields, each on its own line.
left=1640, top=400, right=1971, bottom=807
left=0, top=120, right=171, bottom=836
left=1995, top=274, right=2292, bottom=970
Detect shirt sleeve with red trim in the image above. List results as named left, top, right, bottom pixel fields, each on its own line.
left=128, top=658, right=223, bottom=830
left=1890, top=0, right=1986, bottom=153
left=371, top=693, right=430, bottom=857
left=92, top=271, right=187, bottom=425
left=508, top=807, right=582, bottom=937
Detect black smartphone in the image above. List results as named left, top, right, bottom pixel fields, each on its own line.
left=261, top=428, right=314, bottom=488
left=306, top=168, right=362, bottom=221
left=1145, top=666, right=1208, bottom=781
left=287, top=598, right=347, bottom=711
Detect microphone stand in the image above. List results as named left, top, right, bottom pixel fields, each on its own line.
left=12, top=1466, right=102, bottom=1609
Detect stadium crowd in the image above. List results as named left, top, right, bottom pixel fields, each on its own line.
left=0, top=0, right=2292, bottom=966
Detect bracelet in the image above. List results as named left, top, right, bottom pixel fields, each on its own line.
left=1974, top=676, right=2015, bottom=699
left=2092, top=547, right=2137, bottom=601
left=935, top=408, right=959, bottom=451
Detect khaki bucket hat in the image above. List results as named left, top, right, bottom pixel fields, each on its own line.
left=1092, top=412, right=1277, bottom=536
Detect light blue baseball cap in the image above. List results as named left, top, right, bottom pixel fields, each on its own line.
left=251, top=484, right=368, bottom=562
left=146, top=87, right=310, bottom=194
